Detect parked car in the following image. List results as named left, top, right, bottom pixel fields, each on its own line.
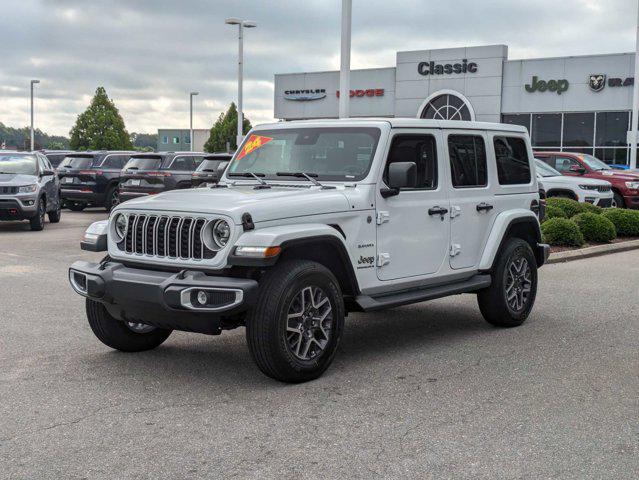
left=534, top=159, right=613, bottom=207
left=41, top=150, right=75, bottom=168
left=119, top=152, right=207, bottom=203
left=610, top=164, right=630, bottom=170
left=191, top=153, right=232, bottom=187
left=70, top=118, right=549, bottom=383
left=57, top=151, right=134, bottom=211
left=535, top=152, right=639, bottom=209
left=0, top=151, right=61, bottom=230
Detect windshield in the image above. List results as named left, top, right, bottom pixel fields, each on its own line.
left=0, top=153, right=38, bottom=175
left=535, top=159, right=561, bottom=177
left=123, top=157, right=162, bottom=170
left=227, top=127, right=382, bottom=181
left=59, top=156, right=94, bottom=169
left=579, top=154, right=611, bottom=171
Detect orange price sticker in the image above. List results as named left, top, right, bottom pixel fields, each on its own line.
left=237, top=134, right=274, bottom=160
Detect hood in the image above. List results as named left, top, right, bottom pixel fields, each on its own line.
left=0, top=173, right=37, bottom=185
left=115, top=184, right=351, bottom=224
left=597, top=170, right=639, bottom=181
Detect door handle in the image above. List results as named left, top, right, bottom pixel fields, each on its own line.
left=476, top=202, right=494, bottom=212
left=428, top=206, right=449, bottom=216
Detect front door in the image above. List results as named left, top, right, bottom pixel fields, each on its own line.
left=445, top=131, right=495, bottom=270
left=376, top=131, right=450, bottom=281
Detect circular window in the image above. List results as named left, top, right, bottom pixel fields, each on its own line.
left=420, top=94, right=472, bottom=121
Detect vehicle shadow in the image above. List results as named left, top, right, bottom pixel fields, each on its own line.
left=81, top=300, right=492, bottom=389
left=0, top=221, right=31, bottom=232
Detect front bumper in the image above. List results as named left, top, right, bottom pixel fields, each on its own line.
left=537, top=243, right=550, bottom=267
left=624, top=194, right=639, bottom=209
left=0, top=197, right=37, bottom=220
left=68, top=260, right=259, bottom=334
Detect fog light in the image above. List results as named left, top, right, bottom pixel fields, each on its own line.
left=25, top=200, right=34, bottom=206
left=196, top=290, right=208, bottom=306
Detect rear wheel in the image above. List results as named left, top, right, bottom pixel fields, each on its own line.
left=29, top=198, right=46, bottom=231
left=104, top=186, right=119, bottom=212
left=478, top=237, right=538, bottom=328
left=246, top=260, right=344, bottom=383
left=68, top=203, right=85, bottom=212
left=86, top=299, right=172, bottom=352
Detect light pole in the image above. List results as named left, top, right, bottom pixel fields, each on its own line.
left=339, top=0, right=352, bottom=119
left=225, top=17, right=256, bottom=148
left=190, top=91, right=199, bottom=152
left=30, top=79, right=40, bottom=151
left=630, top=0, right=639, bottom=170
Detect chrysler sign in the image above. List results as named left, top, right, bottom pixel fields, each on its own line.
left=284, top=89, right=326, bottom=101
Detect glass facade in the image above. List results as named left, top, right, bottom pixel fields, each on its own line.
left=502, top=111, right=632, bottom=165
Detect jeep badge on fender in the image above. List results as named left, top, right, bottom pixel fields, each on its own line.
left=69, top=118, right=549, bottom=383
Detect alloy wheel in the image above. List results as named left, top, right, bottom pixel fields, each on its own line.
left=126, top=322, right=156, bottom=334
left=505, top=256, right=532, bottom=312
left=286, top=285, right=333, bottom=361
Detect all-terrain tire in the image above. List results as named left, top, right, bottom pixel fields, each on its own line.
left=478, top=237, right=538, bottom=328
left=86, top=299, right=172, bottom=352
left=612, top=192, right=625, bottom=209
left=104, top=186, right=119, bottom=212
left=29, top=197, right=46, bottom=231
left=48, top=200, right=62, bottom=223
left=245, top=259, right=345, bottom=383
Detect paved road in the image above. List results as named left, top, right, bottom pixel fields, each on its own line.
left=1, top=211, right=637, bottom=479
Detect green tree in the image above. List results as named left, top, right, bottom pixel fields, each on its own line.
left=46, top=141, right=65, bottom=150
left=69, top=87, right=133, bottom=150
left=203, top=102, right=251, bottom=153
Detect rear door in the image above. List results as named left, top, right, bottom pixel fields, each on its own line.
left=58, top=154, right=96, bottom=189
left=167, top=155, right=204, bottom=189
left=375, top=129, right=450, bottom=280
left=445, top=131, right=494, bottom=270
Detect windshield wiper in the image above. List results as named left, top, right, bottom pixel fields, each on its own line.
left=228, top=172, right=271, bottom=189
left=276, top=172, right=336, bottom=189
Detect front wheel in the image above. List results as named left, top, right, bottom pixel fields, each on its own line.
left=612, top=192, right=625, bottom=209
left=104, top=187, right=119, bottom=212
left=477, top=238, right=538, bottom=328
left=246, top=260, right=345, bottom=383
left=86, top=299, right=172, bottom=352
left=29, top=198, right=46, bottom=231
left=48, top=200, right=62, bottom=223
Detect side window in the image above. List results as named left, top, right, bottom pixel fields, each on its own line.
left=383, top=134, right=438, bottom=189
left=169, top=156, right=195, bottom=171
left=494, top=136, right=531, bottom=185
left=193, top=156, right=204, bottom=169
left=553, top=156, right=580, bottom=173
left=448, top=135, right=487, bottom=188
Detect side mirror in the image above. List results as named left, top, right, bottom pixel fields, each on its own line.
left=41, top=169, right=55, bottom=177
left=569, top=164, right=587, bottom=174
left=381, top=162, right=417, bottom=198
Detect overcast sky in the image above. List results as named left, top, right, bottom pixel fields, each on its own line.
left=1, top=0, right=637, bottom=136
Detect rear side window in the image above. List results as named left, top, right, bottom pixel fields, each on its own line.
left=102, top=155, right=129, bottom=169
left=169, top=156, right=202, bottom=171
left=494, top=136, right=531, bottom=185
left=383, top=134, right=438, bottom=189
left=448, top=135, right=487, bottom=188
left=124, top=157, right=162, bottom=170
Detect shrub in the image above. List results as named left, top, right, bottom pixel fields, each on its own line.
left=544, top=204, right=567, bottom=220
left=602, top=208, right=639, bottom=236
left=580, top=203, right=603, bottom=215
left=546, top=197, right=584, bottom=218
left=541, top=218, right=585, bottom=247
left=572, top=212, right=616, bottom=243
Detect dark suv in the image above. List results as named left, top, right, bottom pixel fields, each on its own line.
left=42, top=150, right=75, bottom=168
left=58, top=151, right=134, bottom=211
left=191, top=153, right=232, bottom=187
left=119, top=152, right=207, bottom=203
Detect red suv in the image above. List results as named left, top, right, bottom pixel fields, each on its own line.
left=535, top=152, right=639, bottom=209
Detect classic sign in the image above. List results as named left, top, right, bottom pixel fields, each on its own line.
left=417, top=59, right=477, bottom=76
left=525, top=76, right=569, bottom=95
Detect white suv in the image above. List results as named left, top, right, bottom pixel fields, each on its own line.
left=535, top=159, right=613, bottom=207
left=69, top=119, right=549, bottom=382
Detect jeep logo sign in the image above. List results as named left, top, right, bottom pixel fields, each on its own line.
left=525, top=76, right=569, bottom=95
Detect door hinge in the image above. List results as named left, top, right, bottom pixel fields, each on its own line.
left=376, top=211, right=390, bottom=225
left=377, top=253, right=391, bottom=267
left=450, top=205, right=462, bottom=219
left=449, top=244, right=461, bottom=257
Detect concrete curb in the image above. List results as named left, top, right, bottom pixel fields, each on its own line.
left=547, top=238, right=639, bottom=264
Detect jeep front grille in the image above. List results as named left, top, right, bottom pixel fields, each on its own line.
left=0, top=186, right=18, bottom=194
left=118, top=213, right=215, bottom=260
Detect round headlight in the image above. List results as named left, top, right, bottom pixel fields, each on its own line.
left=212, top=220, right=230, bottom=248
left=113, top=214, right=128, bottom=241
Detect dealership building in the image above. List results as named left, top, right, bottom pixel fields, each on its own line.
left=274, top=44, right=637, bottom=165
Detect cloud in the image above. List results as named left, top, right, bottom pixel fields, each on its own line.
left=0, top=0, right=636, bottom=136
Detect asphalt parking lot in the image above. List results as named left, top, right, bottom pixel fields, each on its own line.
left=0, top=211, right=638, bottom=479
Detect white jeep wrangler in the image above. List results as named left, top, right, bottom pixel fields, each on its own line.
left=69, top=119, right=549, bottom=383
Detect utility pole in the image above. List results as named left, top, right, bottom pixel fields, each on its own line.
left=190, top=92, right=199, bottom=151
left=30, top=79, right=40, bottom=151
left=630, top=0, right=639, bottom=169
left=338, top=0, right=352, bottom=119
